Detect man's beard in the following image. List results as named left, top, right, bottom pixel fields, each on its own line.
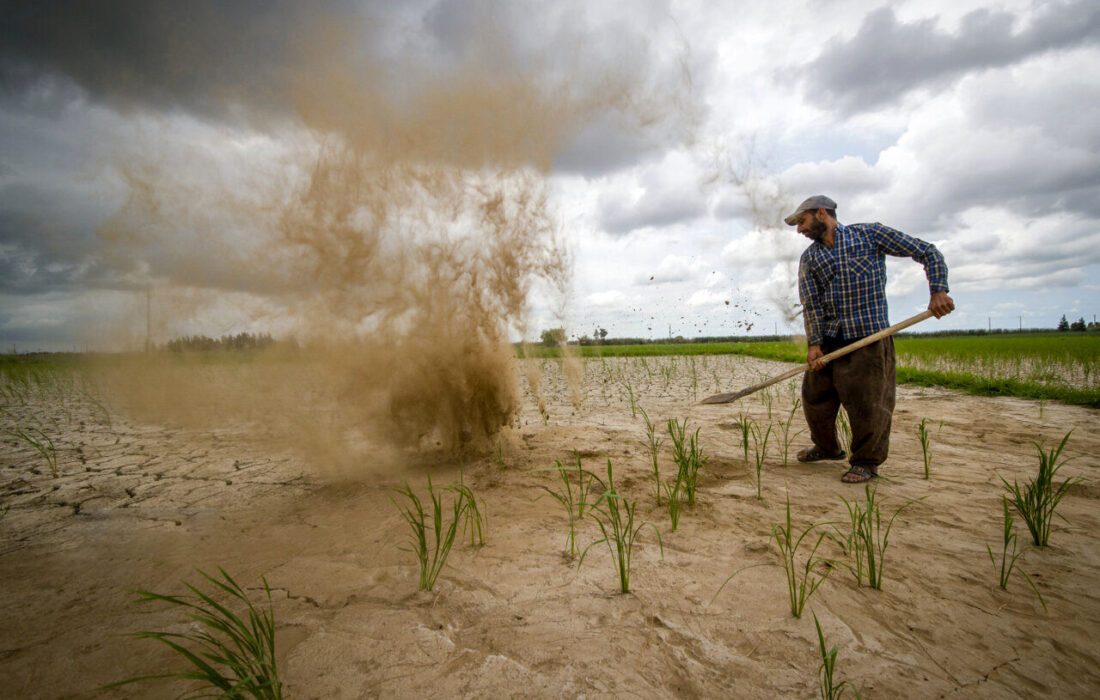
left=807, top=218, right=828, bottom=242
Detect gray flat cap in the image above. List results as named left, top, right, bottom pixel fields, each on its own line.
left=784, top=195, right=837, bottom=226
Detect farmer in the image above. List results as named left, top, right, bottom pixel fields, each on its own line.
left=785, top=195, right=954, bottom=483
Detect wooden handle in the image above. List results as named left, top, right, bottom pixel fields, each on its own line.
left=699, top=309, right=934, bottom=405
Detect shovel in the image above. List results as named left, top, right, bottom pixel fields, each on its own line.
left=699, top=309, right=934, bottom=405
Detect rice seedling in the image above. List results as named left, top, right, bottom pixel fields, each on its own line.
left=10, top=425, right=59, bottom=478
left=751, top=421, right=772, bottom=501
left=734, top=413, right=753, bottom=464
left=391, top=476, right=466, bottom=591
left=712, top=493, right=833, bottom=617
left=835, top=409, right=852, bottom=456
left=667, top=417, right=706, bottom=505
left=1001, top=430, right=1081, bottom=547
left=624, top=381, right=638, bottom=418
left=813, top=610, right=861, bottom=699
left=579, top=459, right=663, bottom=594
left=639, top=408, right=663, bottom=506
left=760, top=387, right=774, bottom=421
left=449, top=478, right=487, bottom=547
left=537, top=455, right=596, bottom=559
left=778, top=399, right=803, bottom=466
left=690, top=356, right=699, bottom=401
left=663, top=475, right=684, bottom=532
left=774, top=494, right=833, bottom=617
left=987, top=495, right=1046, bottom=612
left=660, top=359, right=674, bottom=385
left=101, top=567, right=282, bottom=699
left=915, top=417, right=936, bottom=479
left=838, top=484, right=920, bottom=590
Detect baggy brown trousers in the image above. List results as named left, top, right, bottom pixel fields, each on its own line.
left=801, top=336, right=896, bottom=473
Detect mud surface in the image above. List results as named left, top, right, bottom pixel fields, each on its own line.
left=2, top=354, right=1099, bottom=698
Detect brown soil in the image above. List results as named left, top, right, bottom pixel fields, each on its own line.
left=2, top=354, right=1099, bottom=698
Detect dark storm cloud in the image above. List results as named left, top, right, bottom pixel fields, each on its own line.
left=0, top=0, right=699, bottom=173
left=0, top=0, right=367, bottom=120
left=805, top=0, right=1100, bottom=115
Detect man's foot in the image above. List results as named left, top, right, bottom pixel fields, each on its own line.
left=796, top=445, right=847, bottom=463
left=841, top=465, right=877, bottom=483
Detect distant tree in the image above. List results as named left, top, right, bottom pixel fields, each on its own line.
left=540, top=328, right=567, bottom=346
left=1057, top=315, right=1070, bottom=331
left=597, top=327, right=608, bottom=343
left=164, top=332, right=276, bottom=352
left=1071, top=317, right=1087, bottom=331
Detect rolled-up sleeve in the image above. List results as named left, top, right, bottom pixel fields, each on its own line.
left=871, top=223, right=949, bottom=293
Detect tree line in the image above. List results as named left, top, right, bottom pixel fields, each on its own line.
left=162, top=332, right=278, bottom=352
left=1057, top=315, right=1095, bottom=332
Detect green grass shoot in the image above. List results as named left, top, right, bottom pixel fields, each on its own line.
left=667, top=417, right=706, bottom=505
left=751, top=421, right=772, bottom=501
left=838, top=484, right=921, bottom=590
left=987, top=495, right=1046, bottom=612
left=813, top=610, right=860, bottom=699
left=10, top=426, right=59, bottom=478
left=391, top=476, right=466, bottom=591
left=1001, top=430, right=1081, bottom=547
left=734, top=413, right=753, bottom=464
left=579, top=459, right=663, bottom=594
left=711, top=493, right=833, bottom=615
left=778, top=399, right=803, bottom=466
left=774, top=494, right=833, bottom=617
left=663, top=475, right=684, bottom=532
left=101, top=567, right=282, bottom=699
left=915, top=418, right=936, bottom=479
left=537, top=455, right=596, bottom=559
left=449, top=475, right=487, bottom=547
left=639, top=408, right=663, bottom=506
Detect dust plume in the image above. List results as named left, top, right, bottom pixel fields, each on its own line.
left=709, top=140, right=803, bottom=329
left=92, top=10, right=697, bottom=470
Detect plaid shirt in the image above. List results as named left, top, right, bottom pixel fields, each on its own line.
left=799, top=222, right=949, bottom=346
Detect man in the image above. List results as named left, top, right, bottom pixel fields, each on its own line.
left=785, top=195, right=954, bottom=483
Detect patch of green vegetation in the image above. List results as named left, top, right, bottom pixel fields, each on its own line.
left=896, top=368, right=1100, bottom=407
left=895, top=334, right=1100, bottom=364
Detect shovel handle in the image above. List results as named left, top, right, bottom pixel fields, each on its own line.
left=699, top=309, right=934, bottom=405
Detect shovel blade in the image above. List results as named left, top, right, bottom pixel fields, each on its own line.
left=699, top=389, right=751, bottom=405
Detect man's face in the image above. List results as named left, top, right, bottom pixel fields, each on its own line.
left=797, top=210, right=828, bottom=242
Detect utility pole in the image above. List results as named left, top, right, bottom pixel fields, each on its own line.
left=1019, top=316, right=1022, bottom=331
left=988, top=317, right=991, bottom=332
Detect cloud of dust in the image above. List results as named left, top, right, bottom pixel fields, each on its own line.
left=709, top=139, right=803, bottom=331
left=93, top=11, right=696, bottom=471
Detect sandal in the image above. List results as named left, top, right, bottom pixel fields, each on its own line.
left=796, top=445, right=847, bottom=463
left=841, top=466, right=877, bottom=483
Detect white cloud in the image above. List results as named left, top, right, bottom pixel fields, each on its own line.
left=584, top=290, right=626, bottom=306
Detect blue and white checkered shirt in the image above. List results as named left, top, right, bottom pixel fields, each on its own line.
left=798, top=222, right=949, bottom=346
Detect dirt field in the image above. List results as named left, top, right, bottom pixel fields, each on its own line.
left=2, top=354, right=1099, bottom=699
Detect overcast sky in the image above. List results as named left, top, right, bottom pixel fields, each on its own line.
left=2, top=0, right=1099, bottom=351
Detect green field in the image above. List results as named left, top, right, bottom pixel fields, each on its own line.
left=518, top=333, right=1100, bottom=407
